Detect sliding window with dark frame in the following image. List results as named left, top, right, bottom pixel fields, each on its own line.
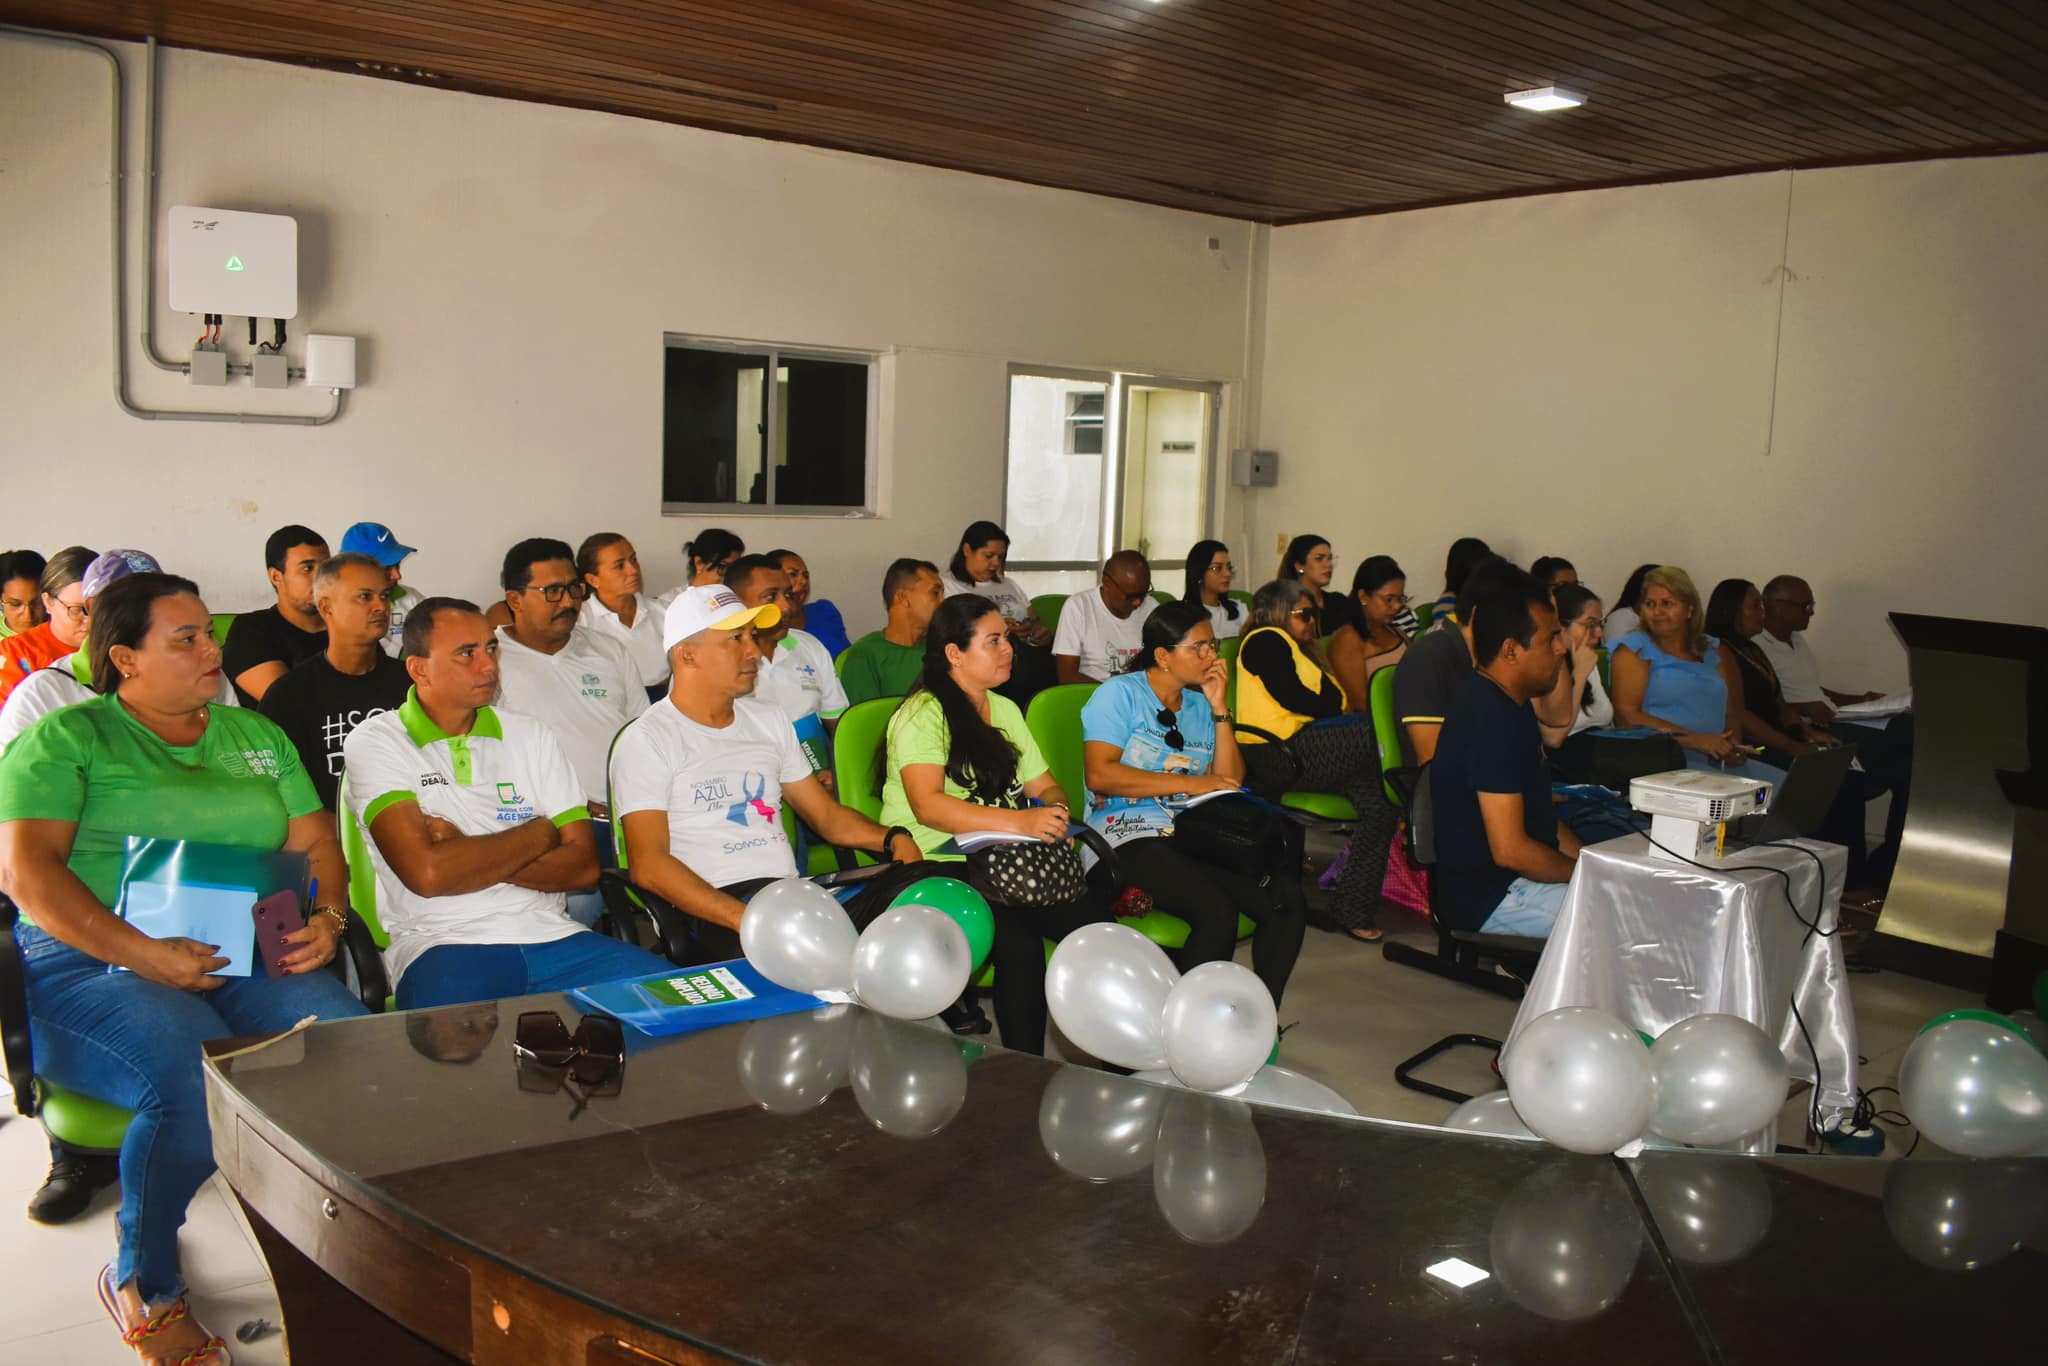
left=661, top=337, right=878, bottom=516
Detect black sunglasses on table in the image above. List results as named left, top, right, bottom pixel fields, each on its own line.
left=514, top=1009, right=625, bottom=1095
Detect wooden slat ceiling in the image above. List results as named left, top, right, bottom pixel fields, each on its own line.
left=10, top=0, right=2048, bottom=222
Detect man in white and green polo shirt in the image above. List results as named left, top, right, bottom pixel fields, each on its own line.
left=342, top=596, right=670, bottom=1008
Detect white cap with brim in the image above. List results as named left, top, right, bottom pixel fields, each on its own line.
left=661, top=585, right=780, bottom=653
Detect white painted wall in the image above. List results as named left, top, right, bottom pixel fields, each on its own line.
left=1250, top=156, right=2048, bottom=689
left=0, top=39, right=1256, bottom=636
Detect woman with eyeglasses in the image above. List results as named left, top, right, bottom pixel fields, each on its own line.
left=576, top=533, right=670, bottom=695
left=1181, top=539, right=1244, bottom=641
left=0, top=545, right=96, bottom=706
left=879, top=595, right=1113, bottom=1054
left=1081, top=602, right=1305, bottom=1002
left=1235, top=580, right=1400, bottom=942
left=1275, top=533, right=1361, bottom=638
left=682, top=528, right=745, bottom=588
left=0, top=571, right=368, bottom=1363
left=1327, top=555, right=1412, bottom=711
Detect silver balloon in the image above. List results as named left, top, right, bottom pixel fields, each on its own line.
left=848, top=1010, right=969, bottom=1138
left=1502, top=1007, right=1656, bottom=1155
left=738, top=878, right=858, bottom=996
left=1490, top=1162, right=1644, bottom=1321
left=1161, top=961, right=1278, bottom=1093
left=1152, top=1090, right=1267, bottom=1246
left=850, top=903, right=972, bottom=1021
left=1883, top=1159, right=2046, bottom=1270
left=1443, top=1090, right=1537, bottom=1140
left=1044, top=923, right=1180, bottom=1070
left=1648, top=1013, right=1788, bottom=1148
left=1038, top=1068, right=1166, bottom=1182
left=736, top=1005, right=855, bottom=1114
left=2006, top=1008, right=2046, bottom=1053
left=1898, top=1019, right=2048, bottom=1158
left=1634, top=1155, right=1774, bottom=1266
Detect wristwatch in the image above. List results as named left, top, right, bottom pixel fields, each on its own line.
left=879, top=826, right=916, bottom=857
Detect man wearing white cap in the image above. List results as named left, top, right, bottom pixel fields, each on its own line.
left=611, top=585, right=921, bottom=962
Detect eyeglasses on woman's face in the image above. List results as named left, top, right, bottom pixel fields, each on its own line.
left=1372, top=590, right=1412, bottom=607
left=1288, top=606, right=1319, bottom=621
left=1205, top=560, right=1233, bottom=576
left=1173, top=639, right=1220, bottom=657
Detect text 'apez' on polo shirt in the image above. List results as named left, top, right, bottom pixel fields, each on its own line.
left=341, top=689, right=589, bottom=984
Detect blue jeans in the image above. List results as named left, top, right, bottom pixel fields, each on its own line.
left=394, top=930, right=673, bottom=1010
left=1478, top=878, right=1569, bottom=937
left=17, top=921, right=369, bottom=1307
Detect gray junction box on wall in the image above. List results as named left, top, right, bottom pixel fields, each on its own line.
left=1231, top=448, right=1279, bottom=487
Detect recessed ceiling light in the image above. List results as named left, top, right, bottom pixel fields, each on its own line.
left=1425, top=1257, right=1491, bottom=1289
left=1504, top=85, right=1586, bottom=112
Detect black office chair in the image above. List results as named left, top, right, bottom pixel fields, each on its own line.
left=1378, top=766, right=1548, bottom=1103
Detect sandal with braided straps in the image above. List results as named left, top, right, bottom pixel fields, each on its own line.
left=97, top=1265, right=232, bottom=1366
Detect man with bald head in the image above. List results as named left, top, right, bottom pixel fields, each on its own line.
left=1053, top=550, right=1157, bottom=684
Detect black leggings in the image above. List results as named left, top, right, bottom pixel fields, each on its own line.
left=987, top=887, right=1115, bottom=1056
left=1115, top=836, right=1306, bottom=1006
left=1241, top=717, right=1399, bottom=932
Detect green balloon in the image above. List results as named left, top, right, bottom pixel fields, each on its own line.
left=1636, top=1029, right=1656, bottom=1048
left=1917, top=1008, right=2021, bottom=1037
left=889, top=877, right=994, bottom=971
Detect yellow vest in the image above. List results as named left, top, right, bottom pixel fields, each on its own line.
left=1235, top=626, right=1345, bottom=744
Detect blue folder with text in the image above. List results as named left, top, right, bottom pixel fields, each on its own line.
left=570, top=958, right=825, bottom=1038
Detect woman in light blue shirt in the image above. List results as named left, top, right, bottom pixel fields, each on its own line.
left=1610, top=565, right=1782, bottom=783
left=1080, top=602, right=1306, bottom=1004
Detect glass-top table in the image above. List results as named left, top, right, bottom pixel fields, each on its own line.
left=202, top=997, right=2047, bottom=1365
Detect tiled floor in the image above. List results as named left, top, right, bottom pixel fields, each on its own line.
left=0, top=894, right=1980, bottom=1352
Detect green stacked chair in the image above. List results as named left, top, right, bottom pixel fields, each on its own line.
left=1150, top=590, right=1175, bottom=606
left=1413, top=602, right=1434, bottom=632
left=1023, top=684, right=1252, bottom=946
left=832, top=696, right=903, bottom=830
left=1227, top=589, right=1253, bottom=608
left=1218, top=635, right=1242, bottom=714
left=1030, top=594, right=1068, bottom=638
left=1368, top=665, right=1407, bottom=806
left=336, top=773, right=400, bottom=1009
left=0, top=894, right=135, bottom=1160
left=209, top=612, right=236, bottom=646
left=1596, top=646, right=1610, bottom=691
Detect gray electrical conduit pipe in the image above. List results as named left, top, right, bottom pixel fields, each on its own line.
left=0, top=24, right=345, bottom=425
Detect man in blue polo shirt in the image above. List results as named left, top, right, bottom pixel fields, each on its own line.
left=1431, top=571, right=1582, bottom=937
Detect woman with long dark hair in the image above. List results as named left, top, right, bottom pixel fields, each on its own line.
left=1604, top=562, right=1658, bottom=641
left=1327, top=554, right=1411, bottom=709
left=1082, top=602, right=1304, bottom=1001
left=945, top=521, right=1055, bottom=705
left=1275, top=533, right=1360, bottom=637
left=878, top=595, right=1110, bottom=1053
left=1180, top=540, right=1243, bottom=640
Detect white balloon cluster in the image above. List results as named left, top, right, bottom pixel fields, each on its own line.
left=1038, top=1069, right=1270, bottom=1246
left=737, top=1006, right=971, bottom=1138
left=1499, top=1008, right=1788, bottom=1155
left=1044, top=924, right=1356, bottom=1115
left=1898, top=1014, right=2048, bottom=1158
left=738, top=878, right=974, bottom=1021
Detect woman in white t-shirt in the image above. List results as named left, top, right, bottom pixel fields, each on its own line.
left=946, top=521, right=1055, bottom=705
left=1179, top=539, right=1245, bottom=641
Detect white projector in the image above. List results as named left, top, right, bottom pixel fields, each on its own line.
left=1628, top=769, right=1773, bottom=863
left=167, top=206, right=299, bottom=318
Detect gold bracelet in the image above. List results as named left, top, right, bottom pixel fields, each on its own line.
left=310, top=906, right=348, bottom=936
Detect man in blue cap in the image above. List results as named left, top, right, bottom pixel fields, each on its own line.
left=340, top=521, right=427, bottom=658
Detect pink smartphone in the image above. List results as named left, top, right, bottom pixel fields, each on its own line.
left=254, top=890, right=306, bottom=978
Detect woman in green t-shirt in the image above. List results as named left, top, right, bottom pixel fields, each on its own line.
left=879, top=594, right=1111, bottom=1055
left=0, top=572, right=368, bottom=1363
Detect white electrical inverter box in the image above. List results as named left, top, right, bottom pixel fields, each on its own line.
left=167, top=206, right=299, bottom=318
